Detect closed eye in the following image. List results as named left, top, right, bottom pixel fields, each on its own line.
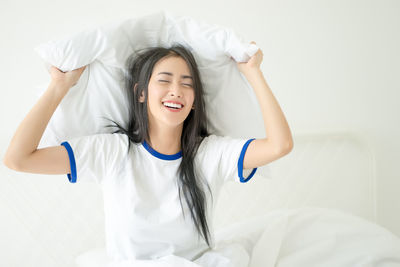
left=159, top=80, right=192, bottom=87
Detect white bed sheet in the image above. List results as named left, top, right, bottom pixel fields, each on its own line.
left=76, top=207, right=400, bottom=267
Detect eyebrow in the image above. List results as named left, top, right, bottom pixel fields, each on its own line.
left=157, top=72, right=193, bottom=80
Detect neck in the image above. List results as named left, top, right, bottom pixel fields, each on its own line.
left=147, top=120, right=183, bottom=155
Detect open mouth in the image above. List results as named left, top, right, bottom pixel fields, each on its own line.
left=162, top=102, right=184, bottom=111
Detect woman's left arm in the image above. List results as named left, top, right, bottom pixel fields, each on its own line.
left=236, top=42, right=293, bottom=169
left=244, top=68, right=293, bottom=150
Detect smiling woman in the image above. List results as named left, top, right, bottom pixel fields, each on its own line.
left=157, top=71, right=194, bottom=110
left=98, top=45, right=220, bottom=250
left=140, top=55, right=196, bottom=138
left=3, top=43, right=292, bottom=266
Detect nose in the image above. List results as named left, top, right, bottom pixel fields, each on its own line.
left=168, top=82, right=183, bottom=98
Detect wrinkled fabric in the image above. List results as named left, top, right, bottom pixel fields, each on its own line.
left=77, top=207, right=400, bottom=267
left=34, top=10, right=271, bottom=179
left=64, top=133, right=257, bottom=266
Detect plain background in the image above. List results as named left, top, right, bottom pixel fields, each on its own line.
left=0, top=0, right=399, bottom=241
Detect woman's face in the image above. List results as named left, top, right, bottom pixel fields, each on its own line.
left=140, top=55, right=195, bottom=129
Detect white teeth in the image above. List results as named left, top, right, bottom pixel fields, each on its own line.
left=163, top=102, right=182, bottom=109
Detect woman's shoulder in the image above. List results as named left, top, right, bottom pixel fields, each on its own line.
left=95, top=133, right=137, bottom=164
left=80, top=132, right=133, bottom=152
left=199, top=134, right=234, bottom=146
left=90, top=132, right=129, bottom=142
left=197, top=134, right=228, bottom=153
left=197, top=133, right=252, bottom=157
left=198, top=134, right=216, bottom=147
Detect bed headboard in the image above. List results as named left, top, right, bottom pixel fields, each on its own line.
left=214, top=130, right=377, bottom=229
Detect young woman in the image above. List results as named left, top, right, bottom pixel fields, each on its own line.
left=3, top=42, right=293, bottom=265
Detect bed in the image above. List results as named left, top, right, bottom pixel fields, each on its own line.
left=2, top=130, right=400, bottom=267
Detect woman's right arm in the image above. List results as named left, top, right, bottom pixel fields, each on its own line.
left=3, top=66, right=86, bottom=175
left=4, top=145, right=71, bottom=175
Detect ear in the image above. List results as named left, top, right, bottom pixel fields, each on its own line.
left=134, top=83, right=145, bottom=103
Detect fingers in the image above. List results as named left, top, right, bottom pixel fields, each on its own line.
left=250, top=41, right=262, bottom=53
left=78, top=66, right=86, bottom=74
left=51, top=65, right=86, bottom=73
left=76, top=65, right=86, bottom=73
left=51, top=66, right=60, bottom=72
left=71, top=65, right=86, bottom=72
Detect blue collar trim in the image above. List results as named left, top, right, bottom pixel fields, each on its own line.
left=142, top=139, right=182, bottom=160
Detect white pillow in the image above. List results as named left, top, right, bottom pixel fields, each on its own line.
left=34, top=10, right=271, bottom=179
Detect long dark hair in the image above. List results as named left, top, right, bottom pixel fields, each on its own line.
left=102, top=44, right=215, bottom=247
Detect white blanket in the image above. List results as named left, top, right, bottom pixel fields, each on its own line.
left=76, top=207, right=400, bottom=267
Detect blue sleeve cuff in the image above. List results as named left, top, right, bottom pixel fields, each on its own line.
left=237, top=138, right=258, bottom=183
left=61, top=141, right=77, bottom=183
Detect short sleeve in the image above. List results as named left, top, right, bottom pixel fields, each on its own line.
left=205, top=135, right=258, bottom=184
left=60, top=133, right=127, bottom=184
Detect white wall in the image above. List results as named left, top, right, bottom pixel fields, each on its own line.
left=1, top=0, right=399, bottom=240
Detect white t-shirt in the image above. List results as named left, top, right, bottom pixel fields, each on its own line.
left=60, top=133, right=257, bottom=265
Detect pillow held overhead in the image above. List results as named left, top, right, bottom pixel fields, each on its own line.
left=34, top=10, right=271, bottom=180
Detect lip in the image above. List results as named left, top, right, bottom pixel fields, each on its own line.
left=162, top=100, right=184, bottom=107
left=163, top=104, right=183, bottom=112
left=162, top=100, right=184, bottom=113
